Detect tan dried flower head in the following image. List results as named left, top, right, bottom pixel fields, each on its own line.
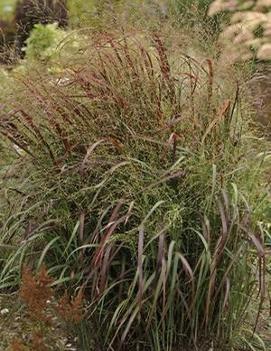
left=257, top=43, right=271, bottom=59
left=57, top=287, right=85, bottom=324
left=208, top=0, right=238, bottom=16
left=256, top=0, right=271, bottom=8
left=9, top=339, right=29, bottom=351
left=31, top=331, right=48, bottom=351
left=209, top=0, right=271, bottom=61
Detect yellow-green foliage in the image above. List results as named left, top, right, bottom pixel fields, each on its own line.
left=14, top=22, right=87, bottom=75
left=68, top=0, right=131, bottom=28
left=67, top=0, right=96, bottom=27
left=23, top=23, right=66, bottom=62
left=0, top=0, right=16, bottom=20
left=67, top=0, right=168, bottom=29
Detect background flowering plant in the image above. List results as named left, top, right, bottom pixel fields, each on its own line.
left=209, top=0, right=271, bottom=61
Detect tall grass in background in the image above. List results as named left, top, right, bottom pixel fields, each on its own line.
left=170, top=0, right=212, bottom=15
left=67, top=0, right=223, bottom=35
left=0, top=27, right=270, bottom=351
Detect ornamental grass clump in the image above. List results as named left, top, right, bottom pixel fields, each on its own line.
left=0, top=31, right=269, bottom=350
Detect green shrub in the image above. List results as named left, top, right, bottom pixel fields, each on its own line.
left=14, top=0, right=68, bottom=56
left=15, top=22, right=87, bottom=74
left=0, top=31, right=269, bottom=350
left=23, top=23, right=66, bottom=61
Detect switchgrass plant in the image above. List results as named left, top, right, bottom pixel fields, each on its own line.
left=0, top=30, right=270, bottom=350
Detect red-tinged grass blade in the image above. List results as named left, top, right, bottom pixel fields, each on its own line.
left=223, top=277, right=230, bottom=311
left=79, top=212, right=85, bottom=243
left=206, top=58, right=213, bottom=105
left=79, top=139, right=105, bottom=174
left=137, top=227, right=144, bottom=305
